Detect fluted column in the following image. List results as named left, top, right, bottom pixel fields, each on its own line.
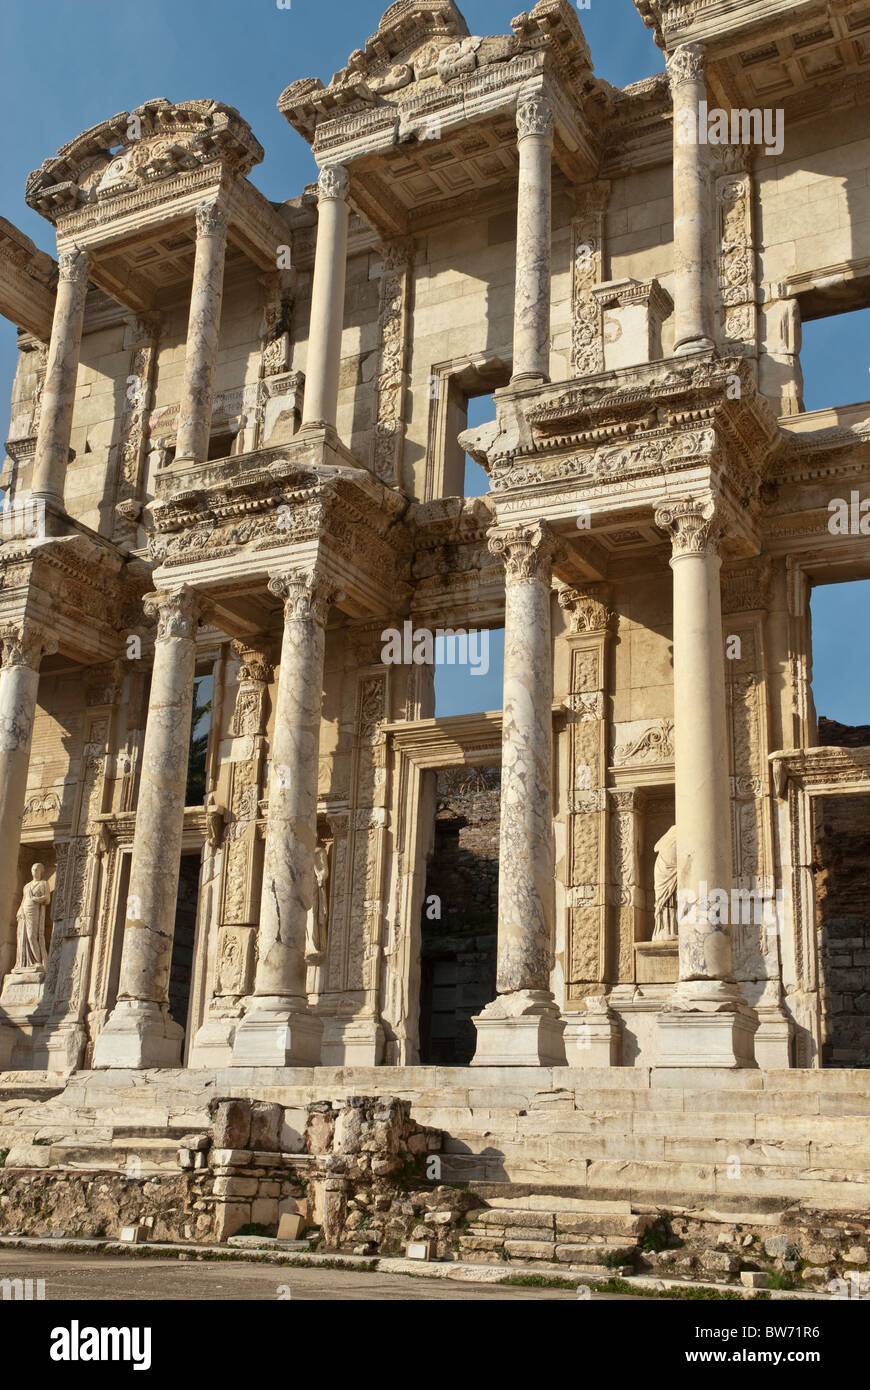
left=31, top=246, right=90, bottom=509
left=232, top=568, right=337, bottom=1065
left=512, top=94, right=554, bottom=384
left=667, top=44, right=715, bottom=354
left=174, top=200, right=229, bottom=465
left=301, top=166, right=350, bottom=432
left=0, top=620, right=57, bottom=987
left=472, top=522, right=566, bottom=1066
left=654, top=499, right=755, bottom=1066
left=92, top=587, right=200, bottom=1068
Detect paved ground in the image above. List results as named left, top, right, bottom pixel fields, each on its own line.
left=0, top=1248, right=646, bottom=1300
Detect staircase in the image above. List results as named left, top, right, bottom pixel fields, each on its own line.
left=455, top=1189, right=648, bottom=1275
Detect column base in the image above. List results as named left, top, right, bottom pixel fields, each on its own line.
left=656, top=982, right=757, bottom=1068
left=471, top=990, right=566, bottom=1066
left=91, top=1000, right=184, bottom=1070
left=187, top=1013, right=239, bottom=1069
left=673, top=337, right=715, bottom=356
left=231, top=997, right=323, bottom=1066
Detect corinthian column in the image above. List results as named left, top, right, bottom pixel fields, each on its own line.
left=174, top=200, right=229, bottom=465
left=92, top=586, right=200, bottom=1069
left=472, top=522, right=566, bottom=1066
left=512, top=94, right=554, bottom=384
left=667, top=44, right=715, bottom=354
left=0, top=620, right=57, bottom=986
left=654, top=499, right=755, bottom=1066
left=31, top=245, right=90, bottom=509
left=231, top=568, right=337, bottom=1066
left=301, top=166, right=350, bottom=433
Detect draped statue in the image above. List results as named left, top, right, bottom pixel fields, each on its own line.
left=652, top=825, right=678, bottom=940
left=14, top=863, right=50, bottom=974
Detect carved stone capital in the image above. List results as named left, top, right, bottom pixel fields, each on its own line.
left=230, top=638, right=274, bottom=686
left=667, top=42, right=705, bottom=87
left=516, top=93, right=554, bottom=141
left=559, top=584, right=614, bottom=634
left=488, top=521, right=556, bottom=585
left=317, top=164, right=350, bottom=203
left=195, top=199, right=229, bottom=239
left=0, top=619, right=57, bottom=670
left=144, top=585, right=201, bottom=641
left=655, top=498, right=719, bottom=557
left=57, top=245, right=90, bottom=284
left=268, top=569, right=338, bottom=628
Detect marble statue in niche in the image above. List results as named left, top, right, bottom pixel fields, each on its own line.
left=652, top=825, right=678, bottom=940
left=14, top=863, right=51, bottom=974
left=305, top=844, right=330, bottom=959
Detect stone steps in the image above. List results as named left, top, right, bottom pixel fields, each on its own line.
left=453, top=1190, right=645, bottom=1273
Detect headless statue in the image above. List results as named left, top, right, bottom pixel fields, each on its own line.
left=14, top=863, right=50, bottom=973
left=652, top=825, right=678, bottom=940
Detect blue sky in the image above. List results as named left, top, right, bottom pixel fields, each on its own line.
left=1, top=0, right=867, bottom=725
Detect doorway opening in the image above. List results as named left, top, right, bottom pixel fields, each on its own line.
left=418, top=765, right=500, bottom=1064
left=168, top=852, right=201, bottom=1034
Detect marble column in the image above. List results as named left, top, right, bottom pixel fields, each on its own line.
left=174, top=200, right=229, bottom=465
left=654, top=499, right=755, bottom=1065
left=471, top=522, right=566, bottom=1065
left=667, top=44, right=715, bottom=354
left=31, top=245, right=90, bottom=509
left=300, top=166, right=350, bottom=433
left=0, top=620, right=57, bottom=992
left=512, top=94, right=555, bottom=385
left=232, top=568, right=336, bottom=1065
left=92, top=587, right=200, bottom=1068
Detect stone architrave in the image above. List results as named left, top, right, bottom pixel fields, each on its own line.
left=667, top=45, right=715, bottom=354
left=512, top=92, right=554, bottom=384
left=472, top=522, right=566, bottom=1065
left=174, top=200, right=229, bottom=465
left=92, top=586, right=201, bottom=1068
left=301, top=166, right=350, bottom=432
left=31, top=245, right=90, bottom=509
left=654, top=498, right=756, bottom=1065
left=231, top=568, right=337, bottom=1066
left=0, top=618, right=57, bottom=983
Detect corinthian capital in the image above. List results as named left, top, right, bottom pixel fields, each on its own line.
left=317, top=165, right=350, bottom=204
left=516, top=93, right=555, bottom=141
left=655, top=497, right=720, bottom=557
left=0, top=619, right=57, bottom=670
left=195, top=199, right=229, bottom=238
left=666, top=43, right=705, bottom=87
left=268, top=568, right=338, bottom=628
left=144, top=586, right=201, bottom=641
left=488, top=521, right=556, bottom=585
left=57, top=245, right=90, bottom=284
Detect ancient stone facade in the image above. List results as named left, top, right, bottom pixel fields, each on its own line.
left=0, top=0, right=869, bottom=1079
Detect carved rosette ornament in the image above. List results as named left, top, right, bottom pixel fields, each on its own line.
left=516, top=94, right=554, bottom=141
left=317, top=164, right=350, bottom=203
left=268, top=569, right=337, bottom=628
left=655, top=498, right=720, bottom=557
left=57, top=245, right=90, bottom=283
left=195, top=199, right=229, bottom=238
left=488, top=522, right=556, bottom=585
left=666, top=42, right=705, bottom=87
left=0, top=620, right=58, bottom=670
left=144, top=586, right=201, bottom=641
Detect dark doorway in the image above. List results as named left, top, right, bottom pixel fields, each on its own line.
left=418, top=765, right=500, bottom=1065
left=168, top=853, right=200, bottom=1033
left=814, top=791, right=870, bottom=1068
